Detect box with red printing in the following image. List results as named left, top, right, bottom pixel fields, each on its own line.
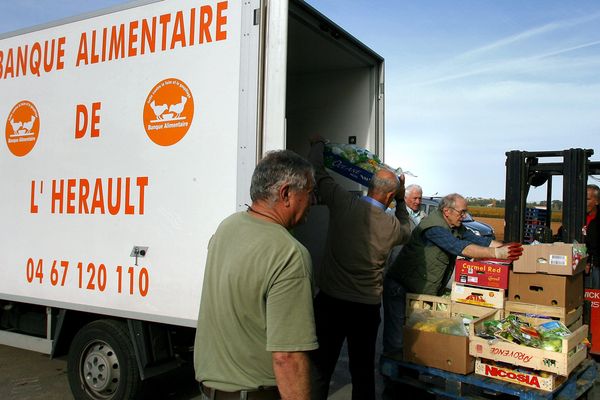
left=585, top=289, right=600, bottom=355
left=475, top=358, right=566, bottom=392
left=454, top=259, right=510, bottom=289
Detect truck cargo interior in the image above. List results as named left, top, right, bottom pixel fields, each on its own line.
left=285, top=1, right=383, bottom=160
left=284, top=2, right=385, bottom=272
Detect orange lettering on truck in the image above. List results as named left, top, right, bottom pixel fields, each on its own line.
left=43, top=176, right=148, bottom=215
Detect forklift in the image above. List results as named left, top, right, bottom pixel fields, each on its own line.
left=378, top=149, right=600, bottom=398
left=504, top=148, right=600, bottom=243
left=503, top=148, right=600, bottom=356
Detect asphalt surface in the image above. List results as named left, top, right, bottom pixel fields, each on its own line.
left=0, top=344, right=357, bottom=400
left=1, top=339, right=597, bottom=399
left=0, top=344, right=201, bottom=400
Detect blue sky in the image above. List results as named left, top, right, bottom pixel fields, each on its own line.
left=1, top=0, right=599, bottom=201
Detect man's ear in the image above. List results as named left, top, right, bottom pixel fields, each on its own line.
left=385, top=192, right=395, bottom=207
left=280, top=184, right=291, bottom=206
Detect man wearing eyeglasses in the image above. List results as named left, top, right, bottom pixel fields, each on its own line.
left=382, top=193, right=520, bottom=359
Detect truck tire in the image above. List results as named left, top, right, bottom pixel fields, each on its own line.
left=67, top=319, right=142, bottom=400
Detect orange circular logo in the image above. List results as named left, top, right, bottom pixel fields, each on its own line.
left=5, top=100, right=40, bottom=157
left=143, top=78, right=194, bottom=146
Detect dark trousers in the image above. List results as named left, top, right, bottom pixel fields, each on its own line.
left=310, top=292, right=381, bottom=400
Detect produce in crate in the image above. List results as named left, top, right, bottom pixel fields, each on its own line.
left=407, top=311, right=468, bottom=337
left=538, top=321, right=572, bottom=352
left=476, top=314, right=573, bottom=352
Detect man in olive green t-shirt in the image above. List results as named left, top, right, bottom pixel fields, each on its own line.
left=194, top=150, right=318, bottom=400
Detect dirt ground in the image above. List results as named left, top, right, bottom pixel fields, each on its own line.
left=476, top=217, right=561, bottom=242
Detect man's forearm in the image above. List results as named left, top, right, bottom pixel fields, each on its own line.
left=272, top=351, right=310, bottom=400
left=308, top=141, right=325, bottom=170
left=394, top=200, right=412, bottom=244
left=462, top=243, right=497, bottom=259
left=308, top=141, right=338, bottom=204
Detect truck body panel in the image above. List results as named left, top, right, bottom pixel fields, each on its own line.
left=1, top=0, right=247, bottom=328
left=0, top=0, right=384, bottom=335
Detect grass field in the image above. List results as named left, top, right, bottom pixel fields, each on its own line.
left=469, top=206, right=562, bottom=221
left=475, top=216, right=561, bottom=242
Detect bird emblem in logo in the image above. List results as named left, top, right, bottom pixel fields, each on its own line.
left=143, top=78, right=194, bottom=146
left=5, top=100, right=40, bottom=157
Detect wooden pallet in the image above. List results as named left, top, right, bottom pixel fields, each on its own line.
left=380, top=356, right=597, bottom=399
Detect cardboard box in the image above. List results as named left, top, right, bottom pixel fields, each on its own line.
left=404, top=299, right=498, bottom=374
left=403, top=327, right=473, bottom=374
left=508, top=271, right=583, bottom=310
left=475, top=358, right=566, bottom=392
left=406, top=293, right=503, bottom=320
left=469, top=314, right=588, bottom=376
left=512, top=242, right=586, bottom=276
left=451, top=282, right=505, bottom=309
left=406, top=293, right=451, bottom=317
left=504, top=301, right=583, bottom=329
left=455, top=259, right=510, bottom=289
left=451, top=301, right=504, bottom=321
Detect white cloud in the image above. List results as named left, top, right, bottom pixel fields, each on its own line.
left=455, top=11, right=600, bottom=61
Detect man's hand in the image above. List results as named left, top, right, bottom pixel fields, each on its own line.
left=309, top=134, right=326, bottom=145
left=494, top=242, right=523, bottom=261
left=395, top=174, right=406, bottom=200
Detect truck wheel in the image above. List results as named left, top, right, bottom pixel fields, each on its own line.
left=68, top=320, right=142, bottom=400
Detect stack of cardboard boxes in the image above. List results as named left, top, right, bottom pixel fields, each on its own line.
left=469, top=242, right=589, bottom=391
left=402, top=242, right=589, bottom=392
left=451, top=258, right=510, bottom=309
left=403, top=293, right=501, bottom=375
left=403, top=258, right=510, bottom=374
left=508, top=242, right=585, bottom=321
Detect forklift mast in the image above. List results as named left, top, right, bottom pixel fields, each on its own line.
left=504, top=149, right=600, bottom=244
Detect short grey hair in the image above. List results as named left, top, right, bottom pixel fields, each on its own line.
left=439, top=193, right=464, bottom=210
left=250, top=150, right=314, bottom=203
left=368, top=171, right=400, bottom=195
left=405, top=184, right=422, bottom=196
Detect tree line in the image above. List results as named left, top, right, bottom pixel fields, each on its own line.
left=466, top=198, right=563, bottom=211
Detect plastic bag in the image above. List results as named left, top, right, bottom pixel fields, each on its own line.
left=496, top=317, right=541, bottom=348
left=571, top=241, right=587, bottom=269
left=538, top=320, right=572, bottom=352
left=406, top=311, right=468, bottom=337
left=324, top=143, right=414, bottom=176
left=476, top=315, right=540, bottom=347
left=475, top=315, right=572, bottom=352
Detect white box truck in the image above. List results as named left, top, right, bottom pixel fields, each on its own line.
left=0, top=0, right=384, bottom=398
